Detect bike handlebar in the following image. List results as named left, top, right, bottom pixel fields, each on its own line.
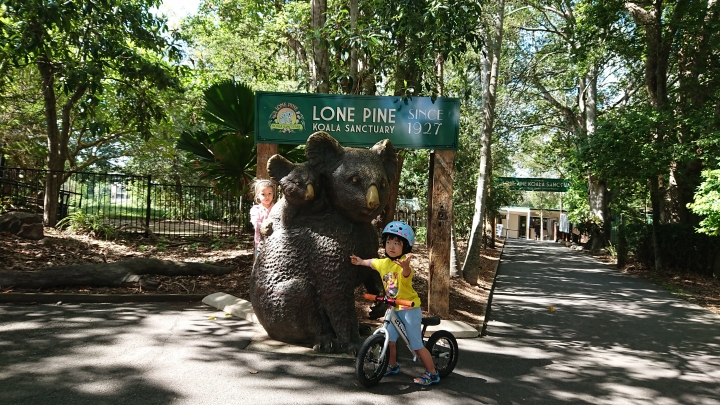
left=363, top=293, right=415, bottom=308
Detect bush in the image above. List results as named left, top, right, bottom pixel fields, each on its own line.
left=57, top=210, right=116, bottom=240
left=629, top=222, right=720, bottom=276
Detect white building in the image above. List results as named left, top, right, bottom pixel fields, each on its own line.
left=498, top=206, right=570, bottom=241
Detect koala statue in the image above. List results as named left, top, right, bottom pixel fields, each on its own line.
left=261, top=155, right=324, bottom=238
left=250, top=131, right=396, bottom=353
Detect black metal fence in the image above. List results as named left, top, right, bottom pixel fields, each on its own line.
left=1, top=166, right=427, bottom=237
left=394, top=197, right=425, bottom=230
left=0, top=167, right=243, bottom=236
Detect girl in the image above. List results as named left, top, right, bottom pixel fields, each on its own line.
left=350, top=221, right=440, bottom=386
left=250, top=179, right=275, bottom=257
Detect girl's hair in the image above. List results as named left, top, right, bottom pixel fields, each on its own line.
left=381, top=233, right=413, bottom=257
left=253, top=179, right=275, bottom=204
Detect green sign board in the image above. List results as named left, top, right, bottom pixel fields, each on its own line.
left=497, top=177, right=569, bottom=192
left=255, top=91, right=459, bottom=150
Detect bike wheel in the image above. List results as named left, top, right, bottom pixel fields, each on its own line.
left=355, top=334, right=389, bottom=388
left=425, top=330, right=458, bottom=378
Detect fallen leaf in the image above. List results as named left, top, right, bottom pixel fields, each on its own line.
left=208, top=315, right=216, bottom=320
left=225, top=313, right=232, bottom=317
left=249, top=370, right=258, bottom=374
left=548, top=306, right=555, bottom=312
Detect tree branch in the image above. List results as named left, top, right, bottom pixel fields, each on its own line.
left=533, top=79, right=581, bottom=131
left=60, top=84, right=88, bottom=162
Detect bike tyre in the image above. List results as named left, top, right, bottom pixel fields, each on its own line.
left=355, top=334, right=389, bottom=388
left=425, top=330, right=458, bottom=378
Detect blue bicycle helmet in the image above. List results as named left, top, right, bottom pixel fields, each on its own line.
left=382, top=221, right=415, bottom=254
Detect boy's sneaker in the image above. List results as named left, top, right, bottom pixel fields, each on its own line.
left=414, top=371, right=440, bottom=386
left=384, top=363, right=400, bottom=376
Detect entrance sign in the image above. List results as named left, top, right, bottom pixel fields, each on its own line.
left=255, top=92, right=460, bottom=150
left=497, top=177, right=569, bottom=192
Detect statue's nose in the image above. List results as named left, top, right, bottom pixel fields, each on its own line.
left=366, top=185, right=379, bottom=209
left=305, top=184, right=314, bottom=200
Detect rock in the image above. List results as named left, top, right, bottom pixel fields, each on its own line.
left=17, top=223, right=44, bottom=240
left=0, top=212, right=44, bottom=239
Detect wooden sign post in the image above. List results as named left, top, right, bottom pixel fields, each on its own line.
left=427, top=149, right=455, bottom=317
left=256, top=143, right=278, bottom=180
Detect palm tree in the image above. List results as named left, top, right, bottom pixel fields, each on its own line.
left=177, top=80, right=303, bottom=225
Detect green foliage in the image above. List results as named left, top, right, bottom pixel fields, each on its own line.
left=178, top=128, right=256, bottom=197
left=619, top=217, right=719, bottom=276
left=653, top=224, right=719, bottom=276
left=688, top=169, right=720, bottom=236
left=56, top=211, right=116, bottom=240
left=176, top=80, right=257, bottom=197
left=398, top=149, right=429, bottom=203
left=182, top=0, right=306, bottom=90
left=202, top=80, right=256, bottom=142
left=176, top=80, right=304, bottom=197
left=0, top=0, right=185, bottom=171
left=414, top=226, right=427, bottom=244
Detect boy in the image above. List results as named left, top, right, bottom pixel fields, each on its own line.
left=350, top=221, right=440, bottom=386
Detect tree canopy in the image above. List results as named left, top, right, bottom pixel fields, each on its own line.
left=1, top=0, right=719, bottom=275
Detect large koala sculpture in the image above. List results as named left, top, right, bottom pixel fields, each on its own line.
left=250, top=131, right=396, bottom=353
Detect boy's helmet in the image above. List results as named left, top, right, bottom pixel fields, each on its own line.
left=382, top=221, right=415, bottom=247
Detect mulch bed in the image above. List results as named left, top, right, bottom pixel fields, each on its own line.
left=1, top=229, right=503, bottom=326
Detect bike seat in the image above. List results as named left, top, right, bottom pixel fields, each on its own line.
left=421, top=316, right=441, bottom=326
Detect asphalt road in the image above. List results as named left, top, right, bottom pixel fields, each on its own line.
left=477, top=238, right=720, bottom=404
left=1, top=238, right=719, bottom=404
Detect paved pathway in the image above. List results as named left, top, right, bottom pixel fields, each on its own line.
left=1, top=238, right=719, bottom=404
left=468, top=238, right=720, bottom=404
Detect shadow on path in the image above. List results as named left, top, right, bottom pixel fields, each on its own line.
left=466, top=238, right=720, bottom=404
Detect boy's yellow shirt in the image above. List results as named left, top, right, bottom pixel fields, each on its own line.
left=372, top=256, right=421, bottom=310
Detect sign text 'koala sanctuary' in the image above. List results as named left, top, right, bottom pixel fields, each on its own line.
left=255, top=92, right=460, bottom=150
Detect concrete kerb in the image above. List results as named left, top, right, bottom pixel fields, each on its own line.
left=202, top=291, right=481, bottom=358
left=202, top=290, right=481, bottom=341
left=0, top=293, right=206, bottom=304
left=479, top=239, right=505, bottom=337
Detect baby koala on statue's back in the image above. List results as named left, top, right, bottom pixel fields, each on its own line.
left=260, top=155, right=324, bottom=238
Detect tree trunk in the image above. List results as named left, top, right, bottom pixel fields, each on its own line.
left=462, top=1, right=504, bottom=285
left=378, top=151, right=404, bottom=230
left=256, top=143, right=279, bottom=180
left=626, top=1, right=673, bottom=268
left=349, top=0, right=359, bottom=94
left=38, top=59, right=62, bottom=227
left=650, top=176, right=664, bottom=270
left=584, top=65, right=611, bottom=246
left=449, top=225, right=460, bottom=278
left=37, top=56, right=86, bottom=227
left=311, top=0, right=329, bottom=93
left=0, top=258, right=233, bottom=289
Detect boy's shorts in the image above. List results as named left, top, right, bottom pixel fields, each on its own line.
left=387, top=307, right=424, bottom=351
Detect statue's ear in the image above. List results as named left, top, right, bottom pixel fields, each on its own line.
left=371, top=138, right=397, bottom=185
left=267, top=154, right=295, bottom=183
left=305, top=131, right=343, bottom=171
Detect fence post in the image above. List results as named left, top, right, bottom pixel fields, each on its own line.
left=145, top=175, right=152, bottom=237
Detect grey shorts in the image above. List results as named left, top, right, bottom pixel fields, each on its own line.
left=387, top=307, right=424, bottom=351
